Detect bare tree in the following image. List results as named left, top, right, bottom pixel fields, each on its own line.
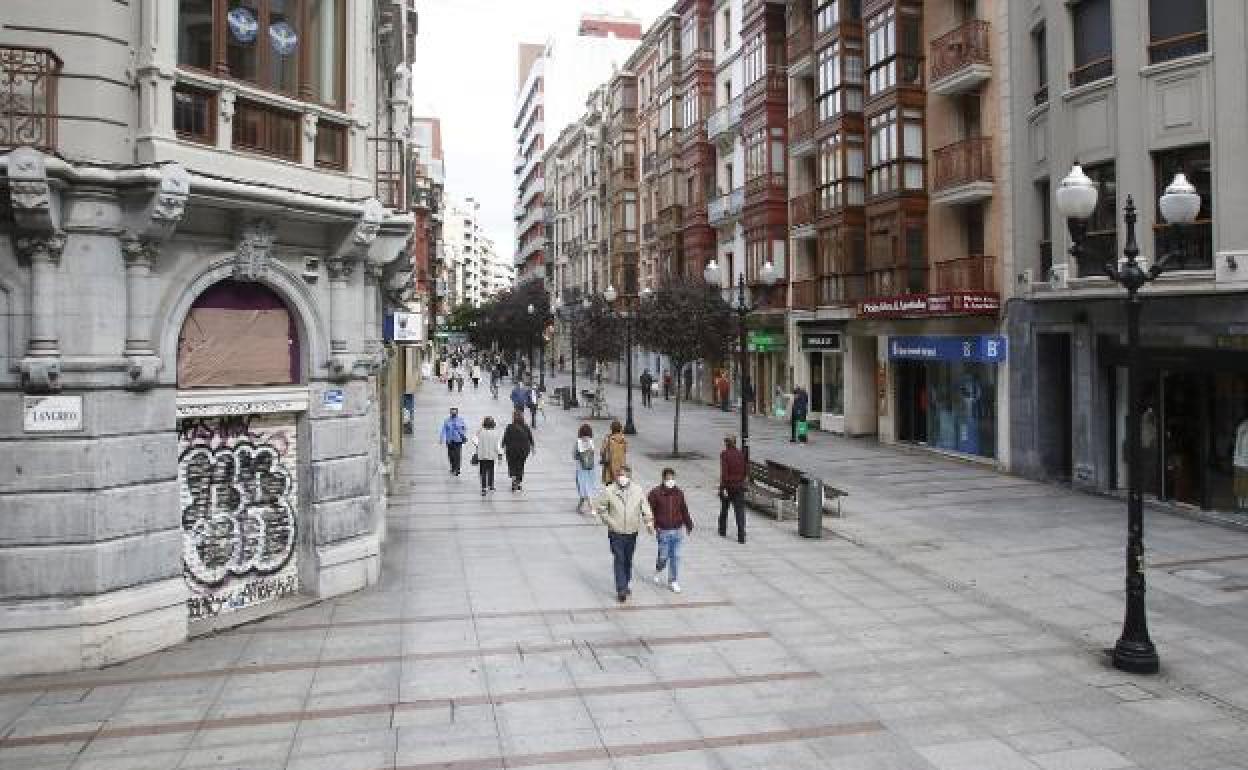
left=636, top=277, right=736, bottom=455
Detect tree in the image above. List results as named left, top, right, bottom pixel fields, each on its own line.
left=571, top=295, right=624, bottom=390
left=637, top=277, right=736, bottom=456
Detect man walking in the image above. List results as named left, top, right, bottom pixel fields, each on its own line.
left=510, top=379, right=535, bottom=425
left=718, top=435, right=747, bottom=543
left=639, top=369, right=654, bottom=408
left=593, top=465, right=654, bottom=602
left=662, top=369, right=672, bottom=401
left=438, top=407, right=468, bottom=476
left=647, top=468, right=693, bottom=593
left=683, top=366, right=693, bottom=401
left=790, top=385, right=809, bottom=443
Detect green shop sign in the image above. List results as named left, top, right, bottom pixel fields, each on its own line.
left=746, top=330, right=785, bottom=352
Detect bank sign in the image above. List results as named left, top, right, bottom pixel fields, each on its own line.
left=888, top=335, right=1007, bottom=364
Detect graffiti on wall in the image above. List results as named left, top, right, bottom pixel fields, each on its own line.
left=177, top=412, right=299, bottom=620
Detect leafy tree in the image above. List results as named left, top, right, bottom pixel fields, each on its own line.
left=636, top=277, right=736, bottom=455
left=571, top=295, right=624, bottom=388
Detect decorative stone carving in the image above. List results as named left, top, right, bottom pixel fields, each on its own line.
left=151, top=164, right=190, bottom=229
left=7, top=148, right=58, bottom=233
left=219, top=90, right=236, bottom=124
left=15, top=232, right=67, bottom=266
left=325, top=257, right=355, bottom=283
left=126, top=356, right=161, bottom=390
left=20, top=358, right=62, bottom=393
left=303, top=113, right=319, bottom=142
left=120, top=233, right=154, bottom=268
left=233, top=218, right=276, bottom=281
left=353, top=198, right=386, bottom=249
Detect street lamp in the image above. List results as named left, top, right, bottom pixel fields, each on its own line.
left=703, top=257, right=780, bottom=463
left=1056, top=163, right=1200, bottom=675
left=526, top=301, right=548, bottom=391
left=603, top=283, right=641, bottom=435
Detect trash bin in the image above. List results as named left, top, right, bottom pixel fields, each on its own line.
left=798, top=475, right=823, bottom=538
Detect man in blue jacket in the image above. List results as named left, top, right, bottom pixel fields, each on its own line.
left=510, top=380, right=535, bottom=426
left=438, top=407, right=468, bottom=475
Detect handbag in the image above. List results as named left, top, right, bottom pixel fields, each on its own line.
left=470, top=452, right=479, bottom=465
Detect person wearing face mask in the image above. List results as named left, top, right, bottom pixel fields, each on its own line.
left=647, top=468, right=693, bottom=593
left=592, top=464, right=655, bottom=603
left=438, top=407, right=468, bottom=476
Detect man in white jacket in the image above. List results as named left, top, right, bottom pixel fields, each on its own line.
left=593, top=465, right=655, bottom=602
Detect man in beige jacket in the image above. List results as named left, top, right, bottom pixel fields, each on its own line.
left=593, top=464, right=655, bottom=602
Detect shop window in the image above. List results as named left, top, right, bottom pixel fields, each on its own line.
left=1069, top=0, right=1113, bottom=87
left=1078, top=161, right=1116, bottom=277
left=1148, top=0, right=1206, bottom=64
left=177, top=280, right=299, bottom=387
left=176, top=0, right=346, bottom=108
left=1153, top=144, right=1212, bottom=270
left=173, top=83, right=216, bottom=144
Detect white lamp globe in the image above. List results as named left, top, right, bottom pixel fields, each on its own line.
left=1159, top=172, right=1201, bottom=225
left=760, top=260, right=779, bottom=286
left=604, top=285, right=617, bottom=303
left=1056, top=163, right=1100, bottom=221
left=527, top=303, right=535, bottom=314
left=703, top=258, right=721, bottom=285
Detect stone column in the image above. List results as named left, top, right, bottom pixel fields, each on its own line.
left=121, top=235, right=155, bottom=356
left=326, top=257, right=355, bottom=380
left=20, top=233, right=66, bottom=358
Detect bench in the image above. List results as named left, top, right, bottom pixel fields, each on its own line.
left=765, top=460, right=848, bottom=517
left=581, top=389, right=607, bottom=418
left=744, top=461, right=800, bottom=521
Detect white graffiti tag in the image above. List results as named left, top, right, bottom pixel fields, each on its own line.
left=180, top=442, right=297, bottom=587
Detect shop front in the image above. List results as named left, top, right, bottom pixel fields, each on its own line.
left=889, top=335, right=1006, bottom=459
left=796, top=323, right=845, bottom=431
left=746, top=325, right=787, bottom=416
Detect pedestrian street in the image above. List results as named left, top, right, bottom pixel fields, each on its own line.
left=2, top=375, right=1248, bottom=770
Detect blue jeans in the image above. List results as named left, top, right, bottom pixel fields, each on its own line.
left=608, top=531, right=638, bottom=594
left=656, top=529, right=685, bottom=582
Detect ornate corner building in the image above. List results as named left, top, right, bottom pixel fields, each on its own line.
left=0, top=0, right=421, bottom=676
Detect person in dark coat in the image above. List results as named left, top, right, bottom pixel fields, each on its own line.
left=647, top=468, right=694, bottom=593
left=718, top=435, right=747, bottom=543
left=501, top=410, right=536, bottom=491
left=791, top=385, right=810, bottom=443
left=639, top=369, right=654, bottom=408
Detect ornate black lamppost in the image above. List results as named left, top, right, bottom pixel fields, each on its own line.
left=603, top=285, right=651, bottom=435
left=1056, top=163, right=1201, bottom=674
left=702, top=257, right=779, bottom=463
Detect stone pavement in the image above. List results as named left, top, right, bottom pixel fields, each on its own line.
left=1, top=374, right=1247, bottom=770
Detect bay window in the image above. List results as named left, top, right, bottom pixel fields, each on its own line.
left=865, top=3, right=922, bottom=98
left=177, top=0, right=345, bottom=108
left=744, top=34, right=765, bottom=86
left=745, top=128, right=767, bottom=181
left=818, top=130, right=865, bottom=213
left=867, top=107, right=923, bottom=196
left=816, top=0, right=861, bottom=35
left=816, top=41, right=864, bottom=123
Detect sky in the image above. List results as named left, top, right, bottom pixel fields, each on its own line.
left=412, top=0, right=672, bottom=262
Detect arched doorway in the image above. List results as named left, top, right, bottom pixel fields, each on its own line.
left=175, top=280, right=305, bottom=622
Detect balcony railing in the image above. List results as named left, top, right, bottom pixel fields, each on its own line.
left=610, top=165, right=637, bottom=190
left=0, top=46, right=60, bottom=151
left=746, top=71, right=787, bottom=104
left=746, top=172, right=787, bottom=199
left=817, top=180, right=866, bottom=216
left=792, top=275, right=867, bottom=309
left=686, top=202, right=709, bottom=227
left=789, top=105, right=815, bottom=145
left=932, top=137, right=993, bottom=193
left=707, top=96, right=744, bottom=140
left=931, top=255, right=996, bottom=292
left=657, top=205, right=684, bottom=235
left=679, top=119, right=708, bottom=147
left=643, top=221, right=657, bottom=241
left=708, top=187, right=745, bottom=225
left=865, top=267, right=927, bottom=297
left=929, top=19, right=991, bottom=84
left=790, top=191, right=817, bottom=228
left=787, top=23, right=813, bottom=64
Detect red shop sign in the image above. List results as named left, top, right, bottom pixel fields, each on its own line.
left=857, top=291, right=1001, bottom=319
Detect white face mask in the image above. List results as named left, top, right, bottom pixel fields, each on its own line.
left=663, top=479, right=675, bottom=489
left=617, top=476, right=630, bottom=487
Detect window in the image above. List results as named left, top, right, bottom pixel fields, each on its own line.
left=818, top=130, right=865, bottom=212
left=1078, top=161, right=1116, bottom=276
left=746, top=128, right=767, bottom=181
left=744, top=34, right=765, bottom=86
left=722, top=9, right=731, bottom=51
left=816, top=41, right=864, bottom=122
left=314, top=120, right=346, bottom=170
left=173, top=83, right=216, bottom=144
left=177, top=0, right=346, bottom=107
left=1032, top=24, right=1048, bottom=105
left=1148, top=0, right=1207, bottom=64
left=1153, top=145, right=1212, bottom=270
left=1070, top=0, right=1113, bottom=87
left=816, top=0, right=861, bottom=34
left=865, top=4, right=921, bottom=97
left=232, top=98, right=301, bottom=161
left=1036, top=178, right=1052, bottom=277
left=867, top=107, right=923, bottom=196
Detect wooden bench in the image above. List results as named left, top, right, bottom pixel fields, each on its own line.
left=765, top=460, right=848, bottom=517
left=744, top=461, right=800, bottom=521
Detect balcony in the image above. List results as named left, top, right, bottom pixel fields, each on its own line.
left=708, top=187, right=745, bottom=226
left=929, top=19, right=992, bottom=96
left=707, top=96, right=743, bottom=143
left=682, top=48, right=714, bottom=73
left=745, top=172, right=787, bottom=201
left=610, top=165, right=637, bottom=190
left=931, top=137, right=993, bottom=205
left=789, top=191, right=817, bottom=232
left=816, top=179, right=866, bottom=217
left=686, top=201, right=709, bottom=227
left=642, top=152, right=656, bottom=176
left=514, top=203, right=526, bottom=220
left=864, top=266, right=928, bottom=297
left=520, top=176, right=545, bottom=207
left=657, top=205, right=684, bottom=236
left=788, top=105, right=815, bottom=155
left=370, top=136, right=406, bottom=211
left=611, top=231, right=639, bottom=254
left=1, top=46, right=61, bottom=152
left=678, top=119, right=708, bottom=148
left=643, top=221, right=657, bottom=241
left=787, top=23, right=813, bottom=75
left=746, top=70, right=787, bottom=106
left=931, top=255, right=996, bottom=293
left=514, top=153, right=526, bottom=171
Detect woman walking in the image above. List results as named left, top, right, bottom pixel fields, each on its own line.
left=472, top=416, right=501, bottom=496
left=470, top=363, right=482, bottom=391
left=600, top=420, right=628, bottom=485
left=502, top=410, right=536, bottom=491
left=573, top=424, right=599, bottom=513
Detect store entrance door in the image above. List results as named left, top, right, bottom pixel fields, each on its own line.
left=1162, top=371, right=1206, bottom=507
left=896, top=360, right=928, bottom=444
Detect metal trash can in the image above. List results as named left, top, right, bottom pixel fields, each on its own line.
left=797, top=475, right=823, bottom=538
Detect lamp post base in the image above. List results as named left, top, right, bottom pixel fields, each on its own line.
left=623, top=417, right=637, bottom=435
left=1112, top=637, right=1159, bottom=674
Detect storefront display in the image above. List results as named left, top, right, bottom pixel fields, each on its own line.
left=801, top=329, right=844, bottom=418
left=889, top=335, right=1005, bottom=459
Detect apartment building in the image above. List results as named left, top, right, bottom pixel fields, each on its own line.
left=409, top=114, right=446, bottom=357
left=444, top=197, right=489, bottom=308
left=1007, top=0, right=1248, bottom=515
left=0, top=0, right=418, bottom=675
left=479, top=237, right=516, bottom=299
left=545, top=85, right=608, bottom=303
left=515, top=42, right=548, bottom=284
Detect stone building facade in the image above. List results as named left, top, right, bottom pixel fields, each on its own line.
left=0, top=0, right=417, bottom=676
